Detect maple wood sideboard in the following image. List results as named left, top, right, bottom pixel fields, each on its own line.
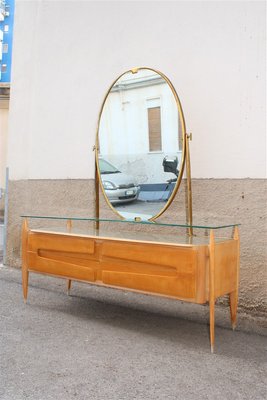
left=21, top=216, right=240, bottom=352
left=20, top=68, right=241, bottom=352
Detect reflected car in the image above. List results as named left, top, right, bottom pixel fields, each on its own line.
left=99, top=158, right=140, bottom=204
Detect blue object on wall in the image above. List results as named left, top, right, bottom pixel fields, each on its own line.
left=0, top=0, right=15, bottom=83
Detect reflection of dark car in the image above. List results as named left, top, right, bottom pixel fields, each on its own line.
left=99, top=159, right=140, bottom=204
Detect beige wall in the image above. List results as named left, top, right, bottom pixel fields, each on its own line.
left=8, top=1, right=266, bottom=180
left=0, top=108, right=8, bottom=189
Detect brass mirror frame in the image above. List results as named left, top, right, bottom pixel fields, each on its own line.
left=95, top=66, right=192, bottom=224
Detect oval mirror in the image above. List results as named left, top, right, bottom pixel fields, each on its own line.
left=96, top=67, right=186, bottom=221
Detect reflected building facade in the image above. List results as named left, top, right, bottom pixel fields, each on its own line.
left=99, top=70, right=182, bottom=185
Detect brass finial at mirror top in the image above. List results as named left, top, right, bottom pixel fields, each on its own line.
left=95, top=67, right=191, bottom=222
left=131, top=67, right=139, bottom=74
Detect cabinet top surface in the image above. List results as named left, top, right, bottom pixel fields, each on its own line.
left=21, top=216, right=239, bottom=246
left=28, top=226, right=236, bottom=246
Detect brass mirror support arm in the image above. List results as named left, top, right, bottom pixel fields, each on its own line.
left=186, top=133, right=193, bottom=236
left=93, top=146, right=100, bottom=230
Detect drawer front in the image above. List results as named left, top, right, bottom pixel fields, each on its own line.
left=24, top=232, right=207, bottom=301
left=28, top=231, right=95, bottom=254
left=102, top=270, right=196, bottom=299
left=102, top=240, right=195, bottom=272
left=28, top=252, right=96, bottom=282
left=27, top=232, right=98, bottom=282
left=101, top=240, right=199, bottom=300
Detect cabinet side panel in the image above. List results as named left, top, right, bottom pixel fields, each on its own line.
left=214, top=240, right=238, bottom=297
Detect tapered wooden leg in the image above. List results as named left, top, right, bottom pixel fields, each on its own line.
left=67, top=279, right=72, bottom=295
left=66, top=220, right=72, bottom=296
left=229, top=290, right=238, bottom=330
left=209, top=230, right=215, bottom=353
left=22, top=269, right=29, bottom=303
left=22, top=218, right=29, bottom=303
left=210, top=299, right=215, bottom=353
left=230, top=226, right=240, bottom=330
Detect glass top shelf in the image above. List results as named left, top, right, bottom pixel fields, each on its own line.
left=21, top=215, right=240, bottom=230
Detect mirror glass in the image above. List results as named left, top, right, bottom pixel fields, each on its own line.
left=97, top=68, right=186, bottom=221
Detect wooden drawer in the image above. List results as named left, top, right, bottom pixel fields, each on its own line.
left=28, top=231, right=95, bottom=254
left=25, top=232, right=207, bottom=301
left=28, top=252, right=96, bottom=282
left=27, top=231, right=98, bottom=282
left=100, top=240, right=200, bottom=300
left=102, top=240, right=195, bottom=272
left=102, top=270, right=196, bottom=300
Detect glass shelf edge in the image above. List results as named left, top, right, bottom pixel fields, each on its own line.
left=20, top=215, right=240, bottom=230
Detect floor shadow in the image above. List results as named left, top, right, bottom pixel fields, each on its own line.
left=27, top=284, right=266, bottom=362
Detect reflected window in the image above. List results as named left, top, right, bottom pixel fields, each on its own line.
left=148, top=106, right=162, bottom=152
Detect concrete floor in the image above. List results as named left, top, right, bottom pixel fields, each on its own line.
left=0, top=265, right=266, bottom=400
